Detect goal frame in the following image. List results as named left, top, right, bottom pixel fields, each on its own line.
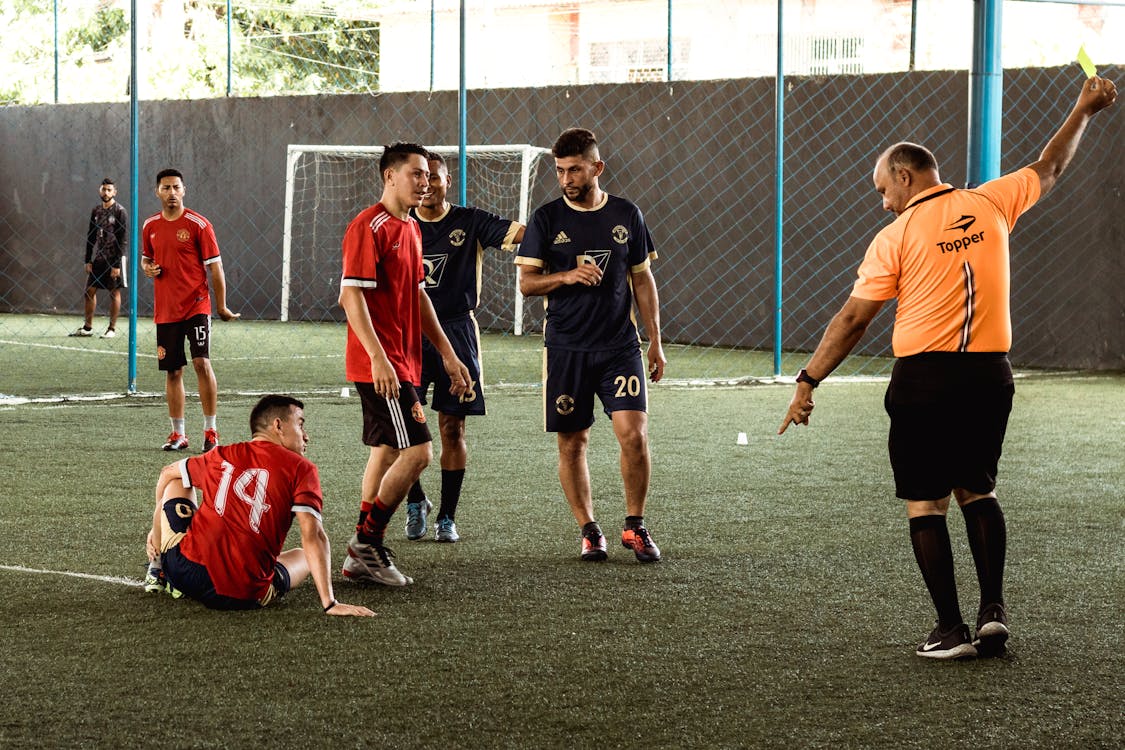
left=281, top=143, right=551, bottom=333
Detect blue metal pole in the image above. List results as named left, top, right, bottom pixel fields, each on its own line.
left=458, top=0, right=467, bottom=205
left=968, top=0, right=1003, bottom=187
left=128, top=0, right=140, bottom=393
left=772, top=0, right=784, bottom=377
left=226, top=0, right=232, bottom=96
left=53, top=0, right=59, bottom=103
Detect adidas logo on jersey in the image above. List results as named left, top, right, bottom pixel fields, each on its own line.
left=553, top=231, right=571, bottom=245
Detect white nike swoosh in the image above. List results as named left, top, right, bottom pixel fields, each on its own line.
left=921, top=641, right=942, bottom=651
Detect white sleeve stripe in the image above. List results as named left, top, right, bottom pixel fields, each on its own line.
left=177, top=459, right=193, bottom=488
left=292, top=505, right=323, bottom=521
left=203, top=256, right=221, bottom=265
left=340, top=278, right=377, bottom=288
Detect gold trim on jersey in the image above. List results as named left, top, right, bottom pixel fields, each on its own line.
left=562, top=192, right=609, bottom=212
left=500, top=221, right=521, bottom=251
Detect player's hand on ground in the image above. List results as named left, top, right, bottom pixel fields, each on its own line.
left=1077, top=76, right=1117, bottom=115
left=443, top=356, right=471, bottom=397
left=778, top=388, right=815, bottom=434
left=647, top=343, right=666, bottom=383
left=217, top=307, right=241, bottom=321
left=568, top=263, right=602, bottom=287
left=326, top=601, right=376, bottom=617
left=370, top=354, right=399, bottom=399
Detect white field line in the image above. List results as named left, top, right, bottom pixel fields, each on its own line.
left=0, top=563, right=143, bottom=588
left=0, top=338, right=155, bottom=358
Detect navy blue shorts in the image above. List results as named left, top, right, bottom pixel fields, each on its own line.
left=156, top=313, right=211, bottom=371
left=355, top=381, right=433, bottom=449
left=420, top=314, right=485, bottom=417
left=544, top=345, right=647, bottom=433
left=884, top=352, right=1014, bottom=501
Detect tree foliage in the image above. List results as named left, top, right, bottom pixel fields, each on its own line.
left=0, top=1, right=381, bottom=105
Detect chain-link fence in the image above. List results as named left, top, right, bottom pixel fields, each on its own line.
left=1, top=0, right=1122, bottom=402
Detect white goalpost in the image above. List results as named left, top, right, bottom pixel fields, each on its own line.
left=281, top=144, right=553, bottom=334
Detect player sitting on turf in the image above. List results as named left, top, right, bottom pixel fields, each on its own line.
left=144, top=394, right=373, bottom=617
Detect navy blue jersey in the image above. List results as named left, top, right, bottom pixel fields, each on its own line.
left=410, top=204, right=520, bottom=319
left=516, top=193, right=656, bottom=351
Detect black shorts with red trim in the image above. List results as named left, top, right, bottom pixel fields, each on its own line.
left=355, top=380, right=433, bottom=449
left=884, top=352, right=1014, bottom=501
left=156, top=313, right=211, bottom=371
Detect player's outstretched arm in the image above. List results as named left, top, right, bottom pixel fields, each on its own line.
left=778, top=296, right=884, bottom=434
left=1029, top=76, right=1117, bottom=197
left=294, top=513, right=374, bottom=618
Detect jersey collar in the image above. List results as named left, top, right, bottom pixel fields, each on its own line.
left=413, top=203, right=452, bottom=223
left=904, top=183, right=955, bottom=211
left=563, top=191, right=609, bottom=212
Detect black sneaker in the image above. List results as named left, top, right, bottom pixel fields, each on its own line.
left=916, top=622, right=977, bottom=660
left=973, top=603, right=1009, bottom=657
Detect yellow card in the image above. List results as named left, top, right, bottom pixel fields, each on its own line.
left=1077, top=45, right=1097, bottom=78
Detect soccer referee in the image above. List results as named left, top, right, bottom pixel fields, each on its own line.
left=779, top=76, right=1116, bottom=659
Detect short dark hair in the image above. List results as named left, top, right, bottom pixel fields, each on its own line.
left=884, top=142, right=939, bottom=174
left=155, top=168, right=183, bottom=186
left=424, top=150, right=447, bottom=168
left=553, top=128, right=600, bottom=161
left=250, top=394, right=304, bottom=434
left=379, top=142, right=429, bottom=177
left=101, top=178, right=115, bottom=186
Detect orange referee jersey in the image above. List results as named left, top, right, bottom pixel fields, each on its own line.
left=852, top=167, right=1041, bottom=356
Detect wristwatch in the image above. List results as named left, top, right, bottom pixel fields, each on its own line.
left=796, top=368, right=820, bottom=388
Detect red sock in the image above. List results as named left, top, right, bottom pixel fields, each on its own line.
left=358, top=497, right=394, bottom=543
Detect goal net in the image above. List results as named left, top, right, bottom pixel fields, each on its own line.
left=282, top=144, right=554, bottom=334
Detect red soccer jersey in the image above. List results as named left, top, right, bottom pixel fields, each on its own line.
left=340, top=203, right=424, bottom=384
left=141, top=208, right=221, bottom=324
left=178, top=440, right=324, bottom=602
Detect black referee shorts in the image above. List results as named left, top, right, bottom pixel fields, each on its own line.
left=884, top=352, right=1014, bottom=501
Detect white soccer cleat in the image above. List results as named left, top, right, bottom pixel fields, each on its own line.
left=341, top=535, right=413, bottom=586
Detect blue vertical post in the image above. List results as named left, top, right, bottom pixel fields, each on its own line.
left=458, top=0, right=467, bottom=205
left=666, top=0, right=673, bottom=81
left=968, top=0, right=1002, bottom=187
left=226, top=0, right=233, bottom=96
left=53, top=0, right=59, bottom=103
left=128, top=0, right=140, bottom=393
left=772, top=0, right=785, bottom=376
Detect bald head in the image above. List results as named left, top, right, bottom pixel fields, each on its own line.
left=873, top=142, right=942, bottom=216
